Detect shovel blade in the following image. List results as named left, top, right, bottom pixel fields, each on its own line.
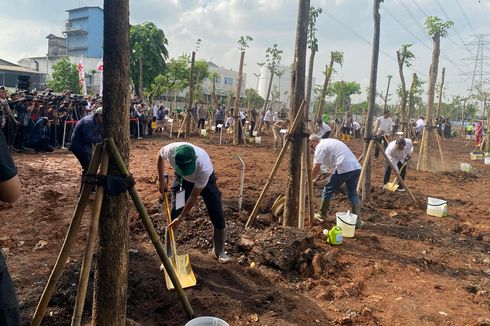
left=383, top=182, right=399, bottom=192
left=163, top=254, right=197, bottom=290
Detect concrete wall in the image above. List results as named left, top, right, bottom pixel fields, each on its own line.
left=65, top=7, right=103, bottom=58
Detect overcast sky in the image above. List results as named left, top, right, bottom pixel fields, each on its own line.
left=1, top=0, right=489, bottom=104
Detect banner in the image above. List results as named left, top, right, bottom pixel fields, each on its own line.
left=77, top=55, right=87, bottom=96
left=97, top=58, right=103, bottom=97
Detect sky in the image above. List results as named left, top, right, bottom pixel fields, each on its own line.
left=1, top=0, right=489, bottom=104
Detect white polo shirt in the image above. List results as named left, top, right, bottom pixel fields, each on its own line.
left=159, top=142, right=213, bottom=188
left=313, top=139, right=361, bottom=174
left=415, top=119, right=425, bottom=132
left=385, top=138, right=412, bottom=171
left=317, top=122, right=332, bottom=137
left=376, top=116, right=393, bottom=135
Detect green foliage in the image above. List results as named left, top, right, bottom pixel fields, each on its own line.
left=424, top=16, right=454, bottom=37
left=265, top=44, right=283, bottom=75
left=308, top=6, right=322, bottom=51
left=325, top=51, right=344, bottom=76
left=46, top=57, right=80, bottom=93
left=244, top=88, right=265, bottom=109
left=238, top=35, right=253, bottom=51
left=130, top=22, right=169, bottom=93
left=148, top=54, right=188, bottom=100
left=327, top=81, right=361, bottom=98
left=192, top=60, right=209, bottom=102
left=398, top=44, right=415, bottom=67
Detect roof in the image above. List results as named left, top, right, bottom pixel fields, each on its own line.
left=46, top=34, right=65, bottom=40
left=0, top=64, right=44, bottom=75
left=66, top=6, right=103, bottom=12
left=0, top=59, right=18, bottom=67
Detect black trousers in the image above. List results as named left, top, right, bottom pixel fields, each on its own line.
left=249, top=121, right=256, bottom=137
left=171, top=172, right=225, bottom=229
left=198, top=118, right=206, bottom=130
left=374, top=136, right=388, bottom=158
left=384, top=161, right=407, bottom=189
left=0, top=253, right=21, bottom=326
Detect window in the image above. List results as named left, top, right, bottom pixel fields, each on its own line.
left=224, top=77, right=233, bottom=85
left=214, top=76, right=221, bottom=84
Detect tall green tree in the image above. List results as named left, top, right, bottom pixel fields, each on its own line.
left=419, top=16, right=453, bottom=171
left=306, top=5, right=322, bottom=119
left=46, top=57, right=81, bottom=93
left=327, top=81, right=361, bottom=115
left=315, top=51, right=344, bottom=122
left=130, top=22, right=169, bottom=97
left=234, top=35, right=253, bottom=144
left=396, top=43, right=415, bottom=133
left=244, top=88, right=265, bottom=109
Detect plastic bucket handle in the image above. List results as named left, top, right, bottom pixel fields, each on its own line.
left=337, top=213, right=357, bottom=226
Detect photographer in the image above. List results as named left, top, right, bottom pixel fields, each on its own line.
left=30, top=117, right=54, bottom=152
left=0, top=130, right=22, bottom=325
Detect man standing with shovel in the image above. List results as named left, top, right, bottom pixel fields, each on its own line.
left=383, top=138, right=412, bottom=192
left=157, top=142, right=232, bottom=264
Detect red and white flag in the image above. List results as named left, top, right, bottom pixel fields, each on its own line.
left=77, top=55, right=87, bottom=96
left=96, top=58, right=103, bottom=97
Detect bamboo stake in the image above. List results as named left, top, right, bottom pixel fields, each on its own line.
left=376, top=142, right=417, bottom=204
left=434, top=129, right=446, bottom=170
left=105, top=138, right=194, bottom=319
left=246, top=101, right=306, bottom=228
left=356, top=120, right=380, bottom=193
left=298, top=139, right=307, bottom=229
left=71, top=145, right=110, bottom=326
left=32, top=145, right=103, bottom=326
left=416, top=127, right=426, bottom=171
left=306, top=143, right=314, bottom=224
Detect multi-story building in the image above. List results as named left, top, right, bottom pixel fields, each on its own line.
left=201, top=62, right=247, bottom=103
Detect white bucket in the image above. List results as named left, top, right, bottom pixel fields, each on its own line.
left=427, top=197, right=448, bottom=217
left=336, top=211, right=357, bottom=238
left=485, top=154, right=490, bottom=165
left=255, top=136, right=261, bottom=144
left=201, top=129, right=207, bottom=136
left=253, top=131, right=258, bottom=136
left=211, top=126, right=216, bottom=131
left=185, top=317, right=229, bottom=326
left=460, top=163, right=472, bottom=172
left=248, top=137, right=255, bottom=143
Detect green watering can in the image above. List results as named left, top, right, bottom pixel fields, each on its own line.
left=323, top=226, right=343, bottom=245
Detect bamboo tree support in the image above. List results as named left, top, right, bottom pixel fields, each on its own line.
left=32, top=145, right=104, bottom=326
left=434, top=129, right=446, bottom=170
left=246, top=101, right=305, bottom=228
left=71, top=146, right=110, bottom=326
left=106, top=138, right=194, bottom=319
left=356, top=121, right=380, bottom=193
left=375, top=142, right=417, bottom=204
left=298, top=139, right=307, bottom=229
left=177, top=114, right=188, bottom=138
left=306, top=144, right=314, bottom=224
left=416, top=127, right=426, bottom=171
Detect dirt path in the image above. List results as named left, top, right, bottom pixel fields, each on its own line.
left=1, top=133, right=489, bottom=325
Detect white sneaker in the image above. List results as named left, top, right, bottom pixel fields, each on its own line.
left=213, top=251, right=232, bottom=264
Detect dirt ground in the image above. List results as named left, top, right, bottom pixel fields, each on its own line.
left=1, top=130, right=490, bottom=325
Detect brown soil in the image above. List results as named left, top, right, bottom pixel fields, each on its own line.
left=1, top=133, right=490, bottom=325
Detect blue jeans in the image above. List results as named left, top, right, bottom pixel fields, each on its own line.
left=322, top=169, right=361, bottom=206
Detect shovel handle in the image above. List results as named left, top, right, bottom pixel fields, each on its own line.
left=163, top=193, right=179, bottom=261
left=390, top=160, right=409, bottom=183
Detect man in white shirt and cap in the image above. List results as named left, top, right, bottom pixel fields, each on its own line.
left=384, top=138, right=412, bottom=192
left=309, top=134, right=365, bottom=228
left=316, top=119, right=332, bottom=139
left=157, top=142, right=231, bottom=263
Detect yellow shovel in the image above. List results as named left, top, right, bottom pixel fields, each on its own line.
left=162, top=192, right=197, bottom=290
left=383, top=161, right=408, bottom=192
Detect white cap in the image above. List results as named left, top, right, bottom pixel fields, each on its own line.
left=95, top=107, right=103, bottom=115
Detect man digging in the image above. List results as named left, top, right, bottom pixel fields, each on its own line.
left=384, top=137, right=412, bottom=192
left=309, top=134, right=365, bottom=228
left=157, top=142, right=232, bottom=263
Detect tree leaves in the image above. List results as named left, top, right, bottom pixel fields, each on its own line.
left=424, top=16, right=454, bottom=38
left=46, top=57, right=80, bottom=93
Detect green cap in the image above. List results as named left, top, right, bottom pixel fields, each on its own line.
left=173, top=145, right=197, bottom=176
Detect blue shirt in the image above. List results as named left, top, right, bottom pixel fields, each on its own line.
left=69, top=114, right=102, bottom=156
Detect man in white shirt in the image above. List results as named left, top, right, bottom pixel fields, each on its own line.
left=263, top=109, right=271, bottom=133
left=415, top=116, right=425, bottom=141
left=316, top=119, right=331, bottom=139
left=309, top=135, right=365, bottom=228
left=374, top=110, right=394, bottom=159
left=157, top=142, right=231, bottom=263
left=353, top=121, right=362, bottom=139
left=384, top=138, right=412, bottom=192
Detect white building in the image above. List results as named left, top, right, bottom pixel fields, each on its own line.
left=256, top=64, right=315, bottom=110
left=201, top=62, right=247, bottom=100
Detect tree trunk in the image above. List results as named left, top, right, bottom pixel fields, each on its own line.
left=362, top=0, right=382, bottom=203
left=284, top=0, right=308, bottom=227
left=233, top=51, right=245, bottom=145
left=460, top=99, right=467, bottom=137
left=436, top=67, right=445, bottom=118
left=92, top=0, right=130, bottom=324
left=185, top=51, right=195, bottom=137
left=315, top=57, right=334, bottom=123
left=212, top=77, right=217, bottom=109
left=420, top=32, right=440, bottom=171
left=397, top=51, right=408, bottom=134
left=407, top=73, right=417, bottom=122
left=138, top=58, right=143, bottom=98
left=305, top=49, right=316, bottom=126
left=383, top=75, right=392, bottom=111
